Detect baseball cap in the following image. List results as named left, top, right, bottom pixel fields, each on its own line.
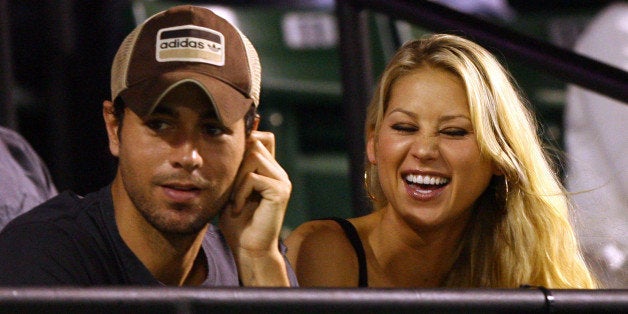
left=110, top=5, right=260, bottom=125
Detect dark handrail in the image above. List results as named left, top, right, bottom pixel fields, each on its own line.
left=337, top=0, right=628, bottom=217
left=347, top=0, right=628, bottom=103
left=0, top=0, right=16, bottom=129
left=0, top=287, right=626, bottom=313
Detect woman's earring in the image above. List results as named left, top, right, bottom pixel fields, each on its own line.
left=503, top=176, right=510, bottom=203
left=364, top=170, right=379, bottom=201
left=495, top=175, right=509, bottom=206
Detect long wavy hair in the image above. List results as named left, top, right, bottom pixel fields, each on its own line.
left=364, top=34, right=597, bottom=288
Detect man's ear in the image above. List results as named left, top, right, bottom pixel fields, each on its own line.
left=252, top=114, right=260, bottom=131
left=103, top=100, right=120, bottom=157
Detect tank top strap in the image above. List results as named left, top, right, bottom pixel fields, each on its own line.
left=323, top=217, right=368, bottom=287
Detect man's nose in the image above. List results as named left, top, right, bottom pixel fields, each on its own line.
left=171, top=138, right=203, bottom=172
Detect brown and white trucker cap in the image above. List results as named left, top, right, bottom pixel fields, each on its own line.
left=110, top=5, right=260, bottom=125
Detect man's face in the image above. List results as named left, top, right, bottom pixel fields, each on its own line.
left=111, top=83, right=247, bottom=235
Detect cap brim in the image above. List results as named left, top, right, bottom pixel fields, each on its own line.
left=120, top=71, right=253, bottom=126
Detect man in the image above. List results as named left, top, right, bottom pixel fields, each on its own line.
left=0, top=126, right=57, bottom=231
left=0, top=5, right=296, bottom=287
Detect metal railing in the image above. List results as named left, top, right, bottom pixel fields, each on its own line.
left=1, top=287, right=626, bottom=313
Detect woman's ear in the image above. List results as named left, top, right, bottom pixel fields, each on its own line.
left=366, top=130, right=377, bottom=165
left=103, top=100, right=120, bottom=157
left=492, top=162, right=504, bottom=176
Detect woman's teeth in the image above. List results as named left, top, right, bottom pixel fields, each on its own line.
left=405, top=174, right=449, bottom=185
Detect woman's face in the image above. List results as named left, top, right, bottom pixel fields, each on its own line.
left=367, top=66, right=498, bottom=232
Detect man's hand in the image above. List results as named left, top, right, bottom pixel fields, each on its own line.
left=219, top=130, right=291, bottom=286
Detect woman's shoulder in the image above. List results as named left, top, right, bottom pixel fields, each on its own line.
left=284, top=218, right=362, bottom=287
left=285, top=218, right=353, bottom=256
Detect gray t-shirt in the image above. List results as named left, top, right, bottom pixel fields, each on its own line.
left=0, top=126, right=57, bottom=231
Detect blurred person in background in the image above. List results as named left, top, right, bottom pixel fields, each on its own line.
left=564, top=2, right=627, bottom=288
left=0, top=126, right=57, bottom=231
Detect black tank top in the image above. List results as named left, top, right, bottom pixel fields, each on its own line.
left=325, top=217, right=368, bottom=287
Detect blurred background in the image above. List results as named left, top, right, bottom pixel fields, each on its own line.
left=1, top=0, right=626, bottom=287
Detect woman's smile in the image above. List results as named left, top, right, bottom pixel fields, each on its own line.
left=403, top=173, right=450, bottom=201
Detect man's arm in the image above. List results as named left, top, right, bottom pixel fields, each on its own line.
left=219, top=130, right=293, bottom=286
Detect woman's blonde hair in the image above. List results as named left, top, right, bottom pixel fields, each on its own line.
left=364, top=34, right=597, bottom=288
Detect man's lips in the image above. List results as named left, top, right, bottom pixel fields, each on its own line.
left=160, top=184, right=202, bottom=202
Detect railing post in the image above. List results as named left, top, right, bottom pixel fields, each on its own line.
left=336, top=1, right=374, bottom=217
left=0, top=0, right=16, bottom=129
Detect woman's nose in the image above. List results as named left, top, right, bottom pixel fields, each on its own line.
left=411, top=134, right=439, bottom=161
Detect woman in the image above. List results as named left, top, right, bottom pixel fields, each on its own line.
left=285, top=34, right=597, bottom=288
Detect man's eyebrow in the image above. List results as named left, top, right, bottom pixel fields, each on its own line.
left=200, top=110, right=220, bottom=121
left=150, top=105, right=219, bottom=121
left=150, top=106, right=177, bottom=117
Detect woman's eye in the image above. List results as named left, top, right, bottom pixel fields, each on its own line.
left=391, top=123, right=417, bottom=132
left=441, top=128, right=469, bottom=137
